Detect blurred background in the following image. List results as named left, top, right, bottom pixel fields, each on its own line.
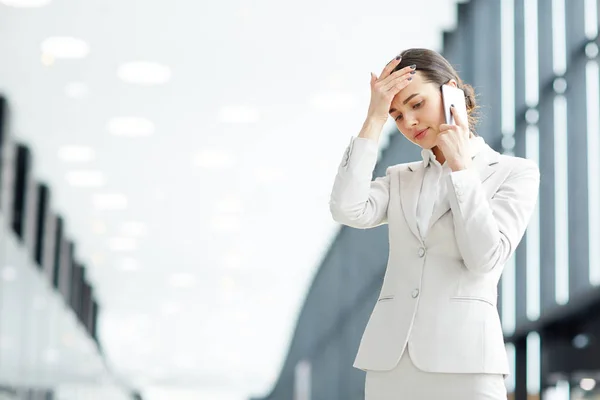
left=0, top=0, right=598, bottom=399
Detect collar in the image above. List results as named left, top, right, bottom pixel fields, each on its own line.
left=420, top=135, right=486, bottom=168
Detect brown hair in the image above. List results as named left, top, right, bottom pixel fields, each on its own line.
left=393, top=48, right=479, bottom=132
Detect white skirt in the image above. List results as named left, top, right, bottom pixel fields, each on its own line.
left=365, top=348, right=507, bottom=400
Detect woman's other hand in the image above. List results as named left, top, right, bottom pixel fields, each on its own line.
left=437, top=105, right=472, bottom=171
left=366, top=56, right=415, bottom=124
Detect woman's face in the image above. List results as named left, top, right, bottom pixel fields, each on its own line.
left=389, top=72, right=454, bottom=149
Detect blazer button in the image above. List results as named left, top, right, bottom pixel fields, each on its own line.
left=411, top=289, right=420, bottom=298
left=418, top=247, right=426, bottom=257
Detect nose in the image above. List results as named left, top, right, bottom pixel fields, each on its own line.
left=403, top=113, right=419, bottom=129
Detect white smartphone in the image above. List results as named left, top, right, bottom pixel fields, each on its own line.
left=441, top=84, right=468, bottom=128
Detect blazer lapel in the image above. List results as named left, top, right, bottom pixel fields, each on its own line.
left=426, top=144, right=500, bottom=230
left=400, top=162, right=425, bottom=240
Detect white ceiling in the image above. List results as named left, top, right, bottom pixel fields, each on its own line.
left=0, top=0, right=462, bottom=398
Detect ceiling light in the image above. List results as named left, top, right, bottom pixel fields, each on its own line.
left=1, top=0, right=51, bottom=7
left=120, top=221, right=147, bottom=236
left=66, top=170, right=105, bottom=187
left=41, top=36, right=90, bottom=59
left=168, top=273, right=196, bottom=288
left=117, top=61, right=172, bottom=85
left=58, top=145, right=94, bottom=162
left=192, top=148, right=236, bottom=169
left=64, top=82, right=89, bottom=99
left=108, top=237, right=137, bottom=252
left=218, top=105, right=260, bottom=124
left=92, top=193, right=128, bottom=210
left=107, top=117, right=154, bottom=136
left=581, top=378, right=596, bottom=391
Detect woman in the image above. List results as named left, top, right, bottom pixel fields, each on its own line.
left=329, top=48, right=540, bottom=399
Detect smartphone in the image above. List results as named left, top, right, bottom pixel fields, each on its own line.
left=441, top=84, right=468, bottom=128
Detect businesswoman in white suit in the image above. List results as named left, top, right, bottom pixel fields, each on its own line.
left=329, top=48, right=540, bottom=400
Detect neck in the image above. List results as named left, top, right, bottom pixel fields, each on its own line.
left=432, top=146, right=445, bottom=164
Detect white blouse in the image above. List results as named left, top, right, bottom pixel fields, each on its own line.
left=416, top=136, right=485, bottom=238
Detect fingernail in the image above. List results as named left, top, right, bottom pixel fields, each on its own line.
left=408, top=77, right=413, bottom=81
left=410, top=64, right=416, bottom=69
left=395, top=55, right=402, bottom=60
left=410, top=70, right=416, bottom=74
left=451, top=104, right=455, bottom=108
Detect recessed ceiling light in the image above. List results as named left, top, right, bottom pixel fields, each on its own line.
left=41, top=36, right=90, bottom=59
left=192, top=148, right=236, bottom=169
left=64, top=82, right=89, bottom=99
left=1, top=0, right=51, bottom=7
left=107, top=117, right=155, bottom=137
left=58, top=145, right=94, bottom=162
left=117, top=61, right=172, bottom=85
left=92, top=193, right=128, bottom=210
left=218, top=105, right=260, bottom=124
left=108, top=237, right=137, bottom=252
left=65, top=170, right=105, bottom=187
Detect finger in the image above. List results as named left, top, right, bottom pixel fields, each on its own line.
left=450, top=105, right=468, bottom=130
left=385, top=76, right=413, bottom=97
left=378, top=55, right=402, bottom=80
left=438, top=123, right=453, bottom=133
left=380, top=67, right=415, bottom=91
left=380, top=65, right=415, bottom=86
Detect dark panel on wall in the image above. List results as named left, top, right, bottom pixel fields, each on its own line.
left=59, top=240, right=74, bottom=303
left=70, top=263, right=84, bottom=316
left=34, top=184, right=50, bottom=269
left=12, top=144, right=31, bottom=240
left=52, top=216, right=64, bottom=289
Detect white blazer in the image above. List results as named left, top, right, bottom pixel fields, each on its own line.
left=329, top=136, right=540, bottom=375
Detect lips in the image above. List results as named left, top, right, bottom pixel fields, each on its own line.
left=414, top=128, right=428, bottom=140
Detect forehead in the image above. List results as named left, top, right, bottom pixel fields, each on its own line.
left=389, top=73, right=436, bottom=109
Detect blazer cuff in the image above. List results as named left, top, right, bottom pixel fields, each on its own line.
left=339, top=136, right=379, bottom=175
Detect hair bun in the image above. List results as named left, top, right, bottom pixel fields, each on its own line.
left=461, top=83, right=477, bottom=111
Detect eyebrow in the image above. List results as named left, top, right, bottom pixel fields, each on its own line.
left=389, top=93, right=420, bottom=114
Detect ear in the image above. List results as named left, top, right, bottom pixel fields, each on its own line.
left=447, top=79, right=458, bottom=88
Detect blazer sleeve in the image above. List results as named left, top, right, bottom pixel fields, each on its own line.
left=446, top=157, right=540, bottom=274
left=329, top=137, right=390, bottom=229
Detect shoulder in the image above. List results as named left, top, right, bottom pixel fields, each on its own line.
left=497, top=153, right=539, bottom=176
